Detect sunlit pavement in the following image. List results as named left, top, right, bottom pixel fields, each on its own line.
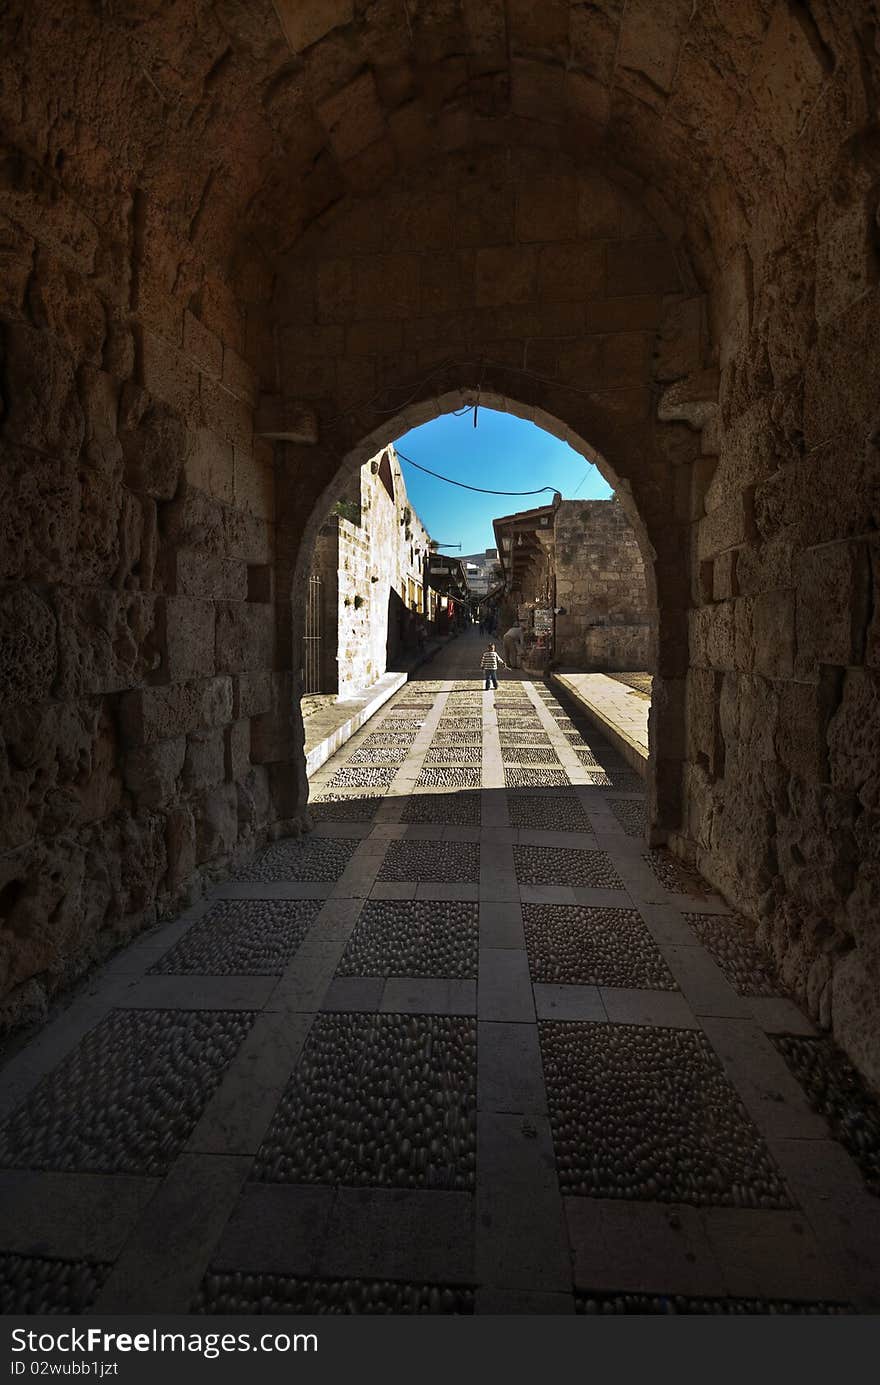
left=0, top=630, right=877, bottom=1315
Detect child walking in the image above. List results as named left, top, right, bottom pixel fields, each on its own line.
left=480, top=642, right=507, bottom=690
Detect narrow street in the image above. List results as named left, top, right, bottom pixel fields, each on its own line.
left=0, top=630, right=877, bottom=1314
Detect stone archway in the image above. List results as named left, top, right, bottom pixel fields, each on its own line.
left=278, top=381, right=684, bottom=847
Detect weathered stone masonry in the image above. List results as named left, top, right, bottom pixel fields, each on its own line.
left=0, top=2, right=878, bottom=1093
left=308, top=445, right=433, bottom=696
left=554, top=499, right=652, bottom=671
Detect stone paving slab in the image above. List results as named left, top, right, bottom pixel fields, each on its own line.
left=0, top=633, right=873, bottom=1312
left=551, top=672, right=648, bottom=777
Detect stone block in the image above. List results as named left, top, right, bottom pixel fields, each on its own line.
left=515, top=175, right=577, bottom=243
left=618, top=0, right=686, bottom=92
left=1, top=321, right=85, bottom=462
left=474, top=246, right=537, bottom=307
left=78, top=365, right=123, bottom=474
left=537, top=244, right=603, bottom=302
left=827, top=669, right=880, bottom=813
left=794, top=540, right=871, bottom=679
left=200, top=376, right=253, bottom=453
left=164, top=596, right=216, bottom=682
left=733, top=596, right=754, bottom=673
left=225, top=719, right=251, bottom=781
left=162, top=485, right=226, bottom=557
left=607, top=241, right=681, bottom=296
left=140, top=328, right=200, bottom=425
left=194, top=782, right=238, bottom=864
left=815, top=198, right=874, bottom=326
left=118, top=676, right=233, bottom=747
left=255, top=396, right=319, bottom=443
left=777, top=677, right=833, bottom=783
left=0, top=213, right=34, bottom=319
left=0, top=587, right=57, bottom=705
left=183, top=730, right=225, bottom=793
left=233, top=671, right=273, bottom=719
left=696, top=490, right=753, bottom=561
left=172, top=551, right=248, bottom=602
left=601, top=331, right=652, bottom=386
left=712, top=550, right=739, bottom=602
left=26, top=249, right=106, bottom=367
left=119, top=382, right=190, bottom=500
left=354, top=254, right=420, bottom=319
left=123, top=737, right=186, bottom=809
left=251, top=673, right=299, bottom=764
left=185, top=427, right=234, bottom=505
left=215, top=602, right=274, bottom=674
left=166, top=805, right=196, bottom=892
left=317, top=68, right=384, bottom=162
left=223, top=347, right=258, bottom=405
left=654, top=297, right=703, bottom=382
left=0, top=445, right=80, bottom=585
left=236, top=765, right=270, bottom=836
left=223, top=509, right=271, bottom=565
left=511, top=57, right=565, bottom=123
left=54, top=589, right=162, bottom=697
left=753, top=589, right=796, bottom=680
left=183, top=310, right=222, bottom=379
left=234, top=446, right=274, bottom=521
left=576, top=171, right=621, bottom=238
left=869, top=540, right=880, bottom=670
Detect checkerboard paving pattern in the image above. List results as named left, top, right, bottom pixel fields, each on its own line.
left=0, top=644, right=865, bottom=1315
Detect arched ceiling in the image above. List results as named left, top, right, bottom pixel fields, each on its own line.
left=3, top=1, right=867, bottom=287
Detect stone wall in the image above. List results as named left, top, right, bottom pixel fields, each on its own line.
left=2, top=1, right=879, bottom=1092
left=554, top=499, right=651, bottom=670
left=0, top=25, right=289, bottom=1031
left=308, top=446, right=431, bottom=698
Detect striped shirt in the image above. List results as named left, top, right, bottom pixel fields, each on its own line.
left=480, top=650, right=504, bottom=670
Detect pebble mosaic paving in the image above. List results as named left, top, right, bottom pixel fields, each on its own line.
left=416, top=767, right=483, bottom=789
left=505, top=768, right=571, bottom=789
left=501, top=747, right=561, bottom=765
left=378, top=840, right=480, bottom=883
left=0, top=640, right=871, bottom=1313
left=540, top=1022, right=792, bottom=1207
left=643, top=849, right=711, bottom=896
left=151, top=900, right=322, bottom=976
left=252, top=1013, right=477, bottom=1191
left=0, top=1009, right=255, bottom=1176
left=575, top=1292, right=850, bottom=1315
left=309, top=795, right=383, bottom=822
left=0, top=1254, right=111, bottom=1315
left=607, top=797, right=647, bottom=837
left=424, top=746, right=483, bottom=764
left=349, top=745, right=409, bottom=765
left=684, top=914, right=781, bottom=996
left=523, top=905, right=676, bottom=989
left=507, top=794, right=594, bottom=833
left=238, top=835, right=361, bottom=882
left=194, top=1273, right=475, bottom=1315
left=328, top=765, right=398, bottom=789
left=513, top=846, right=625, bottom=890
left=401, top=792, right=481, bottom=826
left=772, top=1036, right=880, bottom=1195
left=338, top=901, right=479, bottom=979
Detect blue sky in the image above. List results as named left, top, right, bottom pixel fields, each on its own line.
left=393, top=408, right=612, bottom=556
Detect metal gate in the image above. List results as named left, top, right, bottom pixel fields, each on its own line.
left=303, top=574, right=323, bottom=693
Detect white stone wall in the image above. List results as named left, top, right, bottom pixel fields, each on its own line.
left=335, top=446, right=432, bottom=697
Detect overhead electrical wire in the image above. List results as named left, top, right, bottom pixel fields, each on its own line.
left=395, top=448, right=560, bottom=498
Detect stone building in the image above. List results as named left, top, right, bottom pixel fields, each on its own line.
left=494, top=503, right=558, bottom=623
left=0, top=1, right=879, bottom=1096
left=554, top=500, right=652, bottom=670
left=305, top=445, right=433, bottom=697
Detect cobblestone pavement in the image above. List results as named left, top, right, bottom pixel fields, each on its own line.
left=1, top=632, right=878, bottom=1316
